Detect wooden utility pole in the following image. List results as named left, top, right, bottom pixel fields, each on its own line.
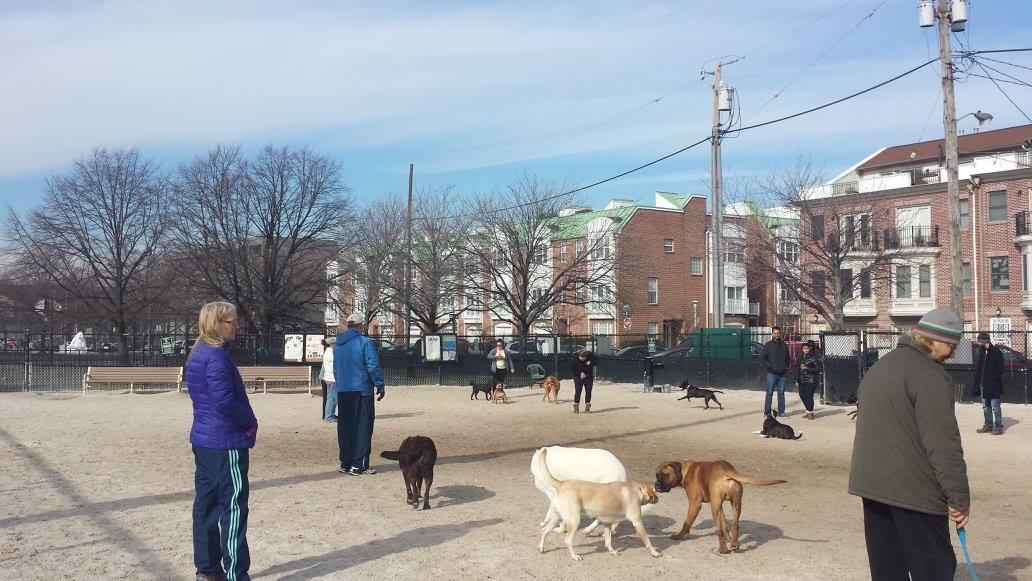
left=937, top=0, right=964, bottom=322
left=404, top=164, right=414, bottom=347
left=710, top=62, right=725, bottom=328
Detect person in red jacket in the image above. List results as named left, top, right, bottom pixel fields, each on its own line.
left=185, top=302, right=257, bottom=581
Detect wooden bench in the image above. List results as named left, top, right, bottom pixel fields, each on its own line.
left=237, top=366, right=312, bottom=394
left=82, top=366, right=183, bottom=395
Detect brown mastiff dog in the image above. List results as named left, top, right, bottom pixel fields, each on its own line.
left=655, top=460, right=785, bottom=553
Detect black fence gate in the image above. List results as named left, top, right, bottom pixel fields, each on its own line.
left=821, top=331, right=862, bottom=404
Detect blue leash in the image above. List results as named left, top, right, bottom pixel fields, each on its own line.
left=957, top=527, right=978, bottom=581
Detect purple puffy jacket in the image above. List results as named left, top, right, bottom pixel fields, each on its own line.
left=186, top=341, right=257, bottom=449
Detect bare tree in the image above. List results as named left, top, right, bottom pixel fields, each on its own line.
left=463, top=174, right=619, bottom=340
left=173, top=144, right=352, bottom=344
left=344, top=199, right=405, bottom=329
left=4, top=148, right=172, bottom=357
left=742, top=156, right=916, bottom=330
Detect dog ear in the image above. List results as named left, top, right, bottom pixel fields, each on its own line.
left=670, top=461, right=683, bottom=485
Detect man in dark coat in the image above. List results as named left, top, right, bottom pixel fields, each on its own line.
left=760, top=326, right=791, bottom=417
left=972, top=331, right=1005, bottom=435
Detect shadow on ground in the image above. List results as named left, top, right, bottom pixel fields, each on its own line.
left=959, top=556, right=1031, bottom=581
left=432, top=484, right=495, bottom=508
left=253, top=518, right=504, bottom=579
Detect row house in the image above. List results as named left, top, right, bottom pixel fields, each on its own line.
left=798, top=123, right=1032, bottom=339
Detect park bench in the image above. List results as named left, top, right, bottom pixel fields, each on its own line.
left=82, top=366, right=183, bottom=395
left=237, top=366, right=312, bottom=394
left=527, top=363, right=547, bottom=388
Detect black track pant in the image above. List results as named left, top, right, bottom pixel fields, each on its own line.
left=573, top=376, right=593, bottom=404
left=862, top=498, right=956, bottom=581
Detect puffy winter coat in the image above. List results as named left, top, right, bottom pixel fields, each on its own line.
left=186, top=341, right=258, bottom=449
left=333, top=329, right=385, bottom=395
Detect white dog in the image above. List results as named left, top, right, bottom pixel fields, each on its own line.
left=531, top=445, right=650, bottom=534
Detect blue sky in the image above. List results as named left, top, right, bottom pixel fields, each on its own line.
left=1, top=0, right=1030, bottom=212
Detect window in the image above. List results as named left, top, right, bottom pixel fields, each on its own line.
left=988, top=191, right=1007, bottom=222
left=895, top=265, right=912, bottom=298
left=811, top=216, right=825, bottom=242
left=559, top=245, right=568, bottom=261
left=591, top=321, right=615, bottom=336
left=811, top=271, right=826, bottom=297
left=777, top=241, right=799, bottom=264
left=779, top=284, right=796, bottom=303
left=493, top=249, right=504, bottom=267
left=1025, top=255, right=1031, bottom=292
left=575, top=240, right=585, bottom=257
left=919, top=264, right=932, bottom=298
left=841, top=213, right=871, bottom=249
left=648, top=322, right=659, bottom=335
left=535, top=244, right=548, bottom=263
left=723, top=244, right=745, bottom=263
left=726, top=286, right=744, bottom=300
left=664, top=239, right=674, bottom=253
left=647, top=278, right=658, bottom=304
left=962, top=262, right=971, bottom=297
left=860, top=270, right=872, bottom=299
left=959, top=199, right=970, bottom=229
left=839, top=268, right=853, bottom=299
left=531, top=288, right=543, bottom=302
left=690, top=258, right=703, bottom=276
left=991, top=256, right=1010, bottom=290
left=466, top=292, right=479, bottom=309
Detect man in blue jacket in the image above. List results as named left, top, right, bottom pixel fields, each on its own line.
left=334, top=313, right=386, bottom=475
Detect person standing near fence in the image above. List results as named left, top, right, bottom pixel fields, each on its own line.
left=849, top=308, right=970, bottom=580
left=185, top=302, right=257, bottom=581
left=334, top=314, right=385, bottom=476
left=794, top=341, right=821, bottom=420
left=760, top=326, right=791, bottom=418
left=320, top=336, right=337, bottom=422
left=488, top=339, right=513, bottom=388
left=973, top=332, right=1005, bottom=436
left=570, top=349, right=597, bottom=414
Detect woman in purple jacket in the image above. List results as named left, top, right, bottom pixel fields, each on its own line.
left=186, top=302, right=257, bottom=581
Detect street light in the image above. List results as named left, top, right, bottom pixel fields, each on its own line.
left=959, top=110, right=993, bottom=127
left=996, top=307, right=1002, bottom=318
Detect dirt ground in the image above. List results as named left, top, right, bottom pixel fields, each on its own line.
left=1, top=382, right=1030, bottom=580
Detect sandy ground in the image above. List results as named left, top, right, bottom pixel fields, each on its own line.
left=1, top=382, right=1030, bottom=581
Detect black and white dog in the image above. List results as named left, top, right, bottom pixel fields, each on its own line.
left=761, top=412, right=802, bottom=440
left=677, top=380, right=724, bottom=410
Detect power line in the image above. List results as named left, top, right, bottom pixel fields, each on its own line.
left=972, top=59, right=1032, bottom=88
left=978, top=55, right=1032, bottom=73
left=917, top=84, right=943, bottom=143
left=970, top=59, right=1032, bottom=124
left=741, top=0, right=888, bottom=123
left=965, top=71, right=1031, bottom=88
left=727, top=0, right=862, bottom=65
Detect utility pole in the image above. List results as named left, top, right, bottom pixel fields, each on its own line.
left=934, top=0, right=965, bottom=322
left=404, top=164, right=414, bottom=347
left=710, top=62, right=725, bottom=328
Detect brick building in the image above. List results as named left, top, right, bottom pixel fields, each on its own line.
left=798, top=124, right=1032, bottom=339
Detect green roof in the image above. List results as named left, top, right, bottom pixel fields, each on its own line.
left=655, top=191, right=691, bottom=209
left=547, top=206, right=637, bottom=240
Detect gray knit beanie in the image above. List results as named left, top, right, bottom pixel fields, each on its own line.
left=914, top=308, right=964, bottom=345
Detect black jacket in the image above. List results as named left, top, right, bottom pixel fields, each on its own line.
left=761, top=339, right=790, bottom=375
left=571, top=353, right=597, bottom=378
left=972, top=344, right=1004, bottom=399
left=794, top=353, right=822, bottom=385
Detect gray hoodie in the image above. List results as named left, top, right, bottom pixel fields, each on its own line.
left=848, top=335, right=969, bottom=514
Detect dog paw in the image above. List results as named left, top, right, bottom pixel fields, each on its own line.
left=650, top=549, right=661, bottom=558
left=669, top=534, right=685, bottom=541
left=717, top=547, right=731, bottom=555
left=571, top=554, right=583, bottom=562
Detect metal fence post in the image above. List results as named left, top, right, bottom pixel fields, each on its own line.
left=22, top=330, right=30, bottom=392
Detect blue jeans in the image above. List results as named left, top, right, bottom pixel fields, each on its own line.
left=983, top=397, right=1003, bottom=430
left=323, top=382, right=337, bottom=420
left=765, top=372, right=787, bottom=416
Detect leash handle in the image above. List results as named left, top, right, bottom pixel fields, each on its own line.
left=957, top=527, right=979, bottom=581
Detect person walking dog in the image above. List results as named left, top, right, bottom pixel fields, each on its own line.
left=570, top=349, right=597, bottom=414
left=185, top=302, right=257, bottom=581
left=794, top=340, right=821, bottom=420
left=849, top=308, right=970, bottom=580
left=334, top=314, right=385, bottom=476
left=487, top=339, right=513, bottom=388
left=760, top=326, right=791, bottom=418
left=973, top=331, right=1005, bottom=435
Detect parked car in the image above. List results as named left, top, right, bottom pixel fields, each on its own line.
left=980, top=344, right=1029, bottom=371
left=506, top=340, right=541, bottom=355
left=648, top=347, right=693, bottom=360
left=612, top=345, right=660, bottom=359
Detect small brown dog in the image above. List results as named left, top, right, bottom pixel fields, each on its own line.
left=541, top=376, right=560, bottom=404
left=380, top=436, right=438, bottom=510
left=492, top=381, right=508, bottom=404
left=655, top=459, right=785, bottom=554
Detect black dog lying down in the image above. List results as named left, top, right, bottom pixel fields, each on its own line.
left=381, top=436, right=438, bottom=510
left=470, top=380, right=493, bottom=400
left=761, top=413, right=802, bottom=440
left=847, top=395, right=859, bottom=420
left=677, top=380, right=724, bottom=409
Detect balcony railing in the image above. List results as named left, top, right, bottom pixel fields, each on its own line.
left=883, top=225, right=940, bottom=249
left=826, top=231, right=880, bottom=252
left=831, top=181, right=859, bottom=196
left=1016, top=210, right=1031, bottom=237
left=725, top=298, right=757, bottom=315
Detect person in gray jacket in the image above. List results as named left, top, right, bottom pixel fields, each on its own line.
left=849, top=308, right=970, bottom=580
left=487, top=339, right=514, bottom=388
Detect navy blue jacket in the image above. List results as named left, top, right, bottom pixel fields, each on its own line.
left=972, top=344, right=1004, bottom=399
left=186, top=341, right=258, bottom=449
left=333, top=329, right=385, bottom=395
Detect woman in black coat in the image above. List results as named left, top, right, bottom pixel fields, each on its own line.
left=794, top=341, right=822, bottom=420
left=570, top=350, right=597, bottom=414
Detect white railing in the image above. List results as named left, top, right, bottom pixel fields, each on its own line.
left=726, top=298, right=750, bottom=315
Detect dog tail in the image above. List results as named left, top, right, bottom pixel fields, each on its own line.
left=380, top=450, right=402, bottom=461
left=794, top=432, right=803, bottom=440
left=536, top=448, right=563, bottom=490
left=712, top=390, right=724, bottom=394
left=726, top=471, right=786, bottom=487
